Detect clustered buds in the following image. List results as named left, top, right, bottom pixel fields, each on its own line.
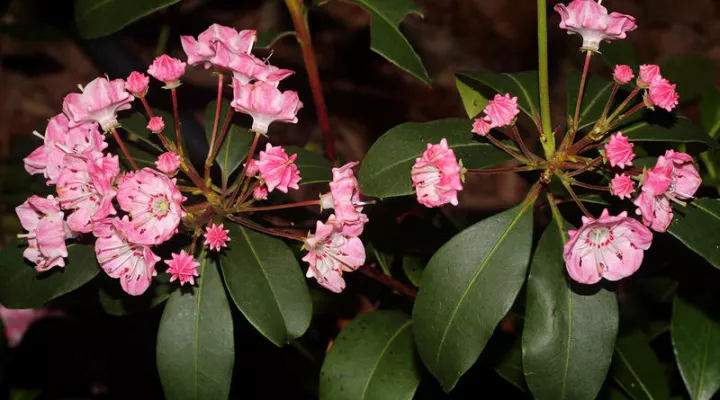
left=471, top=93, right=520, bottom=137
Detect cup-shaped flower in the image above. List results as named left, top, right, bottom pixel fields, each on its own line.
left=203, top=223, right=231, bottom=252
left=15, top=195, right=74, bottom=272
left=125, top=71, right=150, bottom=97
left=564, top=209, right=653, bottom=284
left=611, top=174, right=635, bottom=200
left=638, top=64, right=661, bottom=87
left=303, top=218, right=366, bottom=293
left=147, top=54, right=186, bottom=89
left=93, top=217, right=160, bottom=296
left=554, top=0, right=637, bottom=52
left=662, top=150, right=702, bottom=200
left=230, top=80, right=303, bottom=135
left=147, top=116, right=165, bottom=133
left=155, top=152, right=181, bottom=175
left=411, top=138, right=464, bottom=208
left=320, top=162, right=369, bottom=236
left=613, top=65, right=634, bottom=84
left=116, top=168, right=186, bottom=245
left=647, top=78, right=679, bottom=112
left=471, top=117, right=493, bottom=137
left=181, top=24, right=256, bottom=68
left=165, top=250, right=200, bottom=286
left=56, top=154, right=119, bottom=233
left=604, top=132, right=635, bottom=168
left=483, top=93, right=519, bottom=127
left=633, top=191, right=673, bottom=233
left=215, top=47, right=294, bottom=86
left=62, top=77, right=134, bottom=131
left=255, top=144, right=302, bottom=193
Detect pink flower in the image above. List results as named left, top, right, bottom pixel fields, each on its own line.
left=564, top=209, right=653, bottom=284
left=647, top=78, right=679, bottom=112
left=633, top=191, right=673, bottom=233
left=165, top=250, right=200, bottom=286
left=662, top=150, right=702, bottom=200
left=147, top=54, right=186, bottom=88
left=15, top=195, right=74, bottom=272
left=613, top=65, right=634, bottom=84
left=181, top=24, right=256, bottom=69
left=93, top=217, right=160, bottom=296
left=56, top=154, right=119, bottom=233
left=230, top=80, right=303, bottom=134
left=483, top=93, right=519, bottom=127
left=219, top=48, right=294, bottom=86
left=255, top=144, right=302, bottom=193
left=23, top=114, right=106, bottom=184
left=611, top=174, right=635, bottom=200
left=320, top=162, right=369, bottom=236
left=155, top=152, right=181, bottom=175
left=554, top=0, right=637, bottom=52
left=62, top=77, right=134, bottom=131
left=638, top=64, right=662, bottom=87
left=203, top=223, right=231, bottom=252
left=245, top=159, right=259, bottom=176
left=252, top=185, right=268, bottom=200
left=116, top=168, right=186, bottom=245
left=604, top=132, right=635, bottom=168
left=471, top=117, right=493, bottom=137
left=411, top=138, right=464, bottom=208
left=302, top=219, right=366, bottom=293
left=0, top=305, right=61, bottom=348
left=125, top=71, right=150, bottom=97
left=147, top=116, right=165, bottom=133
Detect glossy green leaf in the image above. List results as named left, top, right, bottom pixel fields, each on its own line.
left=454, top=70, right=540, bottom=120
left=522, top=217, right=619, bottom=400
left=611, top=330, right=672, bottom=400
left=700, top=90, right=720, bottom=139
left=412, top=202, right=535, bottom=390
left=495, top=337, right=527, bottom=392
left=75, top=0, right=179, bottom=38
left=660, top=56, right=714, bottom=102
left=285, top=146, right=333, bottom=185
left=672, top=296, right=720, bottom=400
left=621, top=116, right=716, bottom=146
left=402, top=255, right=425, bottom=286
left=455, top=75, right=488, bottom=118
left=255, top=31, right=295, bottom=49
left=204, top=100, right=254, bottom=177
left=566, top=70, right=614, bottom=130
left=98, top=274, right=173, bottom=316
left=358, top=119, right=511, bottom=198
left=219, top=224, right=311, bottom=346
left=156, top=254, right=234, bottom=400
left=319, top=311, right=420, bottom=400
left=342, top=0, right=430, bottom=85
left=0, top=241, right=99, bottom=309
left=668, top=199, right=720, bottom=269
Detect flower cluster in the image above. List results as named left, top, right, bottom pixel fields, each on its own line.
left=471, top=93, right=520, bottom=137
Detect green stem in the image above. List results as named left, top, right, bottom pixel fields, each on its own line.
left=537, top=0, right=555, bottom=158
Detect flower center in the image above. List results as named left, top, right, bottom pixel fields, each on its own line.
left=587, top=226, right=613, bottom=248
left=151, top=196, right=170, bottom=217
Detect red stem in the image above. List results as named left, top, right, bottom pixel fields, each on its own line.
left=205, top=74, right=225, bottom=181
left=511, top=125, right=541, bottom=162
left=227, top=215, right=305, bottom=241
left=566, top=156, right=603, bottom=177
left=486, top=134, right=528, bottom=163
left=466, top=165, right=540, bottom=174
left=239, top=199, right=321, bottom=212
left=357, top=265, right=418, bottom=298
left=111, top=128, right=138, bottom=170
left=572, top=180, right=610, bottom=191
left=229, top=132, right=260, bottom=203
left=171, top=87, right=183, bottom=157
left=140, top=97, right=155, bottom=118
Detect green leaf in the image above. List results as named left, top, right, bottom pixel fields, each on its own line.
left=285, top=146, right=333, bottom=185
left=454, top=71, right=540, bottom=121
left=455, top=75, right=488, bottom=119
left=219, top=224, right=311, bottom=346
left=566, top=70, right=615, bottom=130
left=672, top=296, right=720, bottom=400
left=255, top=31, right=296, bottom=49
left=204, top=100, right=254, bottom=178
left=0, top=241, right=99, bottom=309
left=611, top=330, right=672, bottom=400
left=369, top=245, right=394, bottom=276
left=412, top=201, right=535, bottom=391
left=156, top=253, right=234, bottom=400
left=98, top=274, right=173, bottom=316
left=319, top=311, right=421, bottom=400
left=601, top=41, right=639, bottom=70
left=700, top=90, right=720, bottom=139
left=621, top=115, right=716, bottom=146
left=522, top=216, right=619, bottom=400
left=668, top=199, right=720, bottom=269
left=358, top=119, right=511, bottom=198
left=402, top=255, right=425, bottom=286
left=660, top=56, right=714, bottom=102
left=342, top=0, right=430, bottom=85
left=75, top=0, right=180, bottom=38
left=495, top=337, right=527, bottom=392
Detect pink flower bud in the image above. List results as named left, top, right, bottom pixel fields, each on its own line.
left=483, top=93, right=519, bottom=127
left=638, top=64, right=661, bottom=87
left=245, top=159, right=259, bottom=176
left=554, top=0, right=637, bottom=52
left=125, top=71, right=150, bottom=97
left=648, top=78, right=679, bottom=112
left=147, top=116, right=165, bottom=133
left=411, top=138, right=463, bottom=208
left=230, top=80, right=303, bottom=135
left=613, top=65, right=634, bottom=85
left=604, top=132, right=635, bottom=169
left=255, top=144, right=301, bottom=193
left=147, top=54, right=186, bottom=88
left=252, top=185, right=268, bottom=200
left=165, top=250, right=200, bottom=286
left=471, top=117, right=493, bottom=137
left=203, top=223, right=231, bottom=252
left=155, top=152, right=181, bottom=175
left=610, top=174, right=635, bottom=200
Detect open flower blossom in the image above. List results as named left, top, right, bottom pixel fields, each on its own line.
left=471, top=117, right=493, bottom=137
left=116, top=168, right=186, bottom=245
left=125, top=71, right=150, bottom=97
left=611, top=174, right=635, bottom=200
left=320, top=162, right=369, bottom=236
left=554, top=0, right=637, bottom=52
left=165, top=250, right=200, bottom=286
left=147, top=116, right=165, bottom=133
left=613, top=65, right=634, bottom=84
left=219, top=47, right=294, bottom=86
left=255, top=144, right=301, bottom=193
left=0, top=305, right=62, bottom=348
left=16, top=195, right=74, bottom=272
left=411, top=138, right=464, bottom=208
left=56, top=154, right=119, bottom=233
left=638, top=64, right=661, bottom=87
left=155, top=152, right=181, bottom=175
left=483, top=93, right=519, bottom=127
left=62, top=77, right=134, bottom=131
left=147, top=54, right=186, bottom=88
left=23, top=114, right=106, bottom=184
left=181, top=24, right=256, bottom=69
left=634, top=150, right=702, bottom=232
left=564, top=209, right=653, bottom=284
left=203, top=223, right=231, bottom=252
left=604, top=132, right=635, bottom=168
left=230, top=80, right=303, bottom=134
left=93, top=217, right=160, bottom=296
left=303, top=218, right=366, bottom=293
left=647, top=78, right=679, bottom=112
